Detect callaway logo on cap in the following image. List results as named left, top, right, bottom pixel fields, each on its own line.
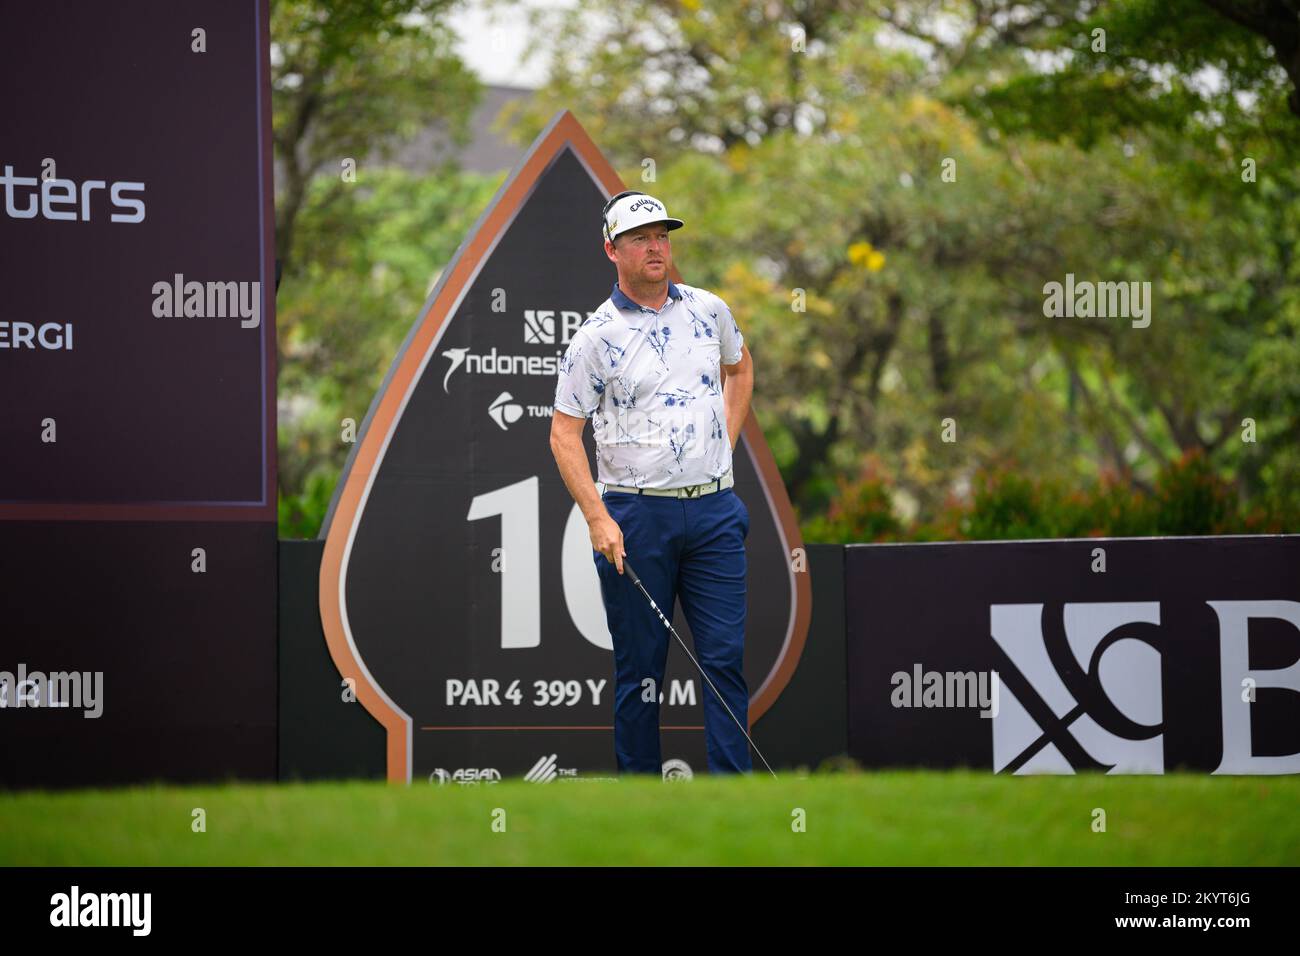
left=601, top=190, right=685, bottom=242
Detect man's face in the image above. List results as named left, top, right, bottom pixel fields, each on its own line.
left=606, top=223, right=672, bottom=284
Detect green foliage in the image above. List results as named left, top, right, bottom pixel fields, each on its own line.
left=805, top=448, right=1295, bottom=543
left=278, top=471, right=339, bottom=541
left=271, top=0, right=1300, bottom=542
left=800, top=458, right=903, bottom=544
left=270, top=0, right=481, bottom=267
left=276, top=167, right=504, bottom=538
left=961, top=0, right=1300, bottom=154
left=504, top=0, right=1300, bottom=541
left=270, top=0, right=490, bottom=538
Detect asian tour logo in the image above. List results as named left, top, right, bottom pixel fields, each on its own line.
left=429, top=767, right=501, bottom=786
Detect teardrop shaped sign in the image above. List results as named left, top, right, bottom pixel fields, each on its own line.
left=319, top=111, right=811, bottom=782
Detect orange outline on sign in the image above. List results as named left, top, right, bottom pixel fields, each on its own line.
left=319, top=111, right=812, bottom=783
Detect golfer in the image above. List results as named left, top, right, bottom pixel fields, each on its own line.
left=549, top=190, right=755, bottom=776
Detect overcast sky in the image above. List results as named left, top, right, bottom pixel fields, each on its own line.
left=447, top=0, right=572, bottom=89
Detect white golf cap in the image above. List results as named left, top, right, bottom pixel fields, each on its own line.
left=602, top=191, right=684, bottom=243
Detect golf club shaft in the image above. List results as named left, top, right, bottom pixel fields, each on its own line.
left=621, top=556, right=778, bottom=779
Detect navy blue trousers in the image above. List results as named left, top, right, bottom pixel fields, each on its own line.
left=593, top=486, right=752, bottom=776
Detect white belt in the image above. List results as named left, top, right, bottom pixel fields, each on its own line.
left=599, top=470, right=734, bottom=498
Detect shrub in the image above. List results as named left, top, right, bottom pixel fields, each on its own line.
left=803, top=449, right=1295, bottom=543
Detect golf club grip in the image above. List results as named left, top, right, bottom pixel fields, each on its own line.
left=621, top=556, right=641, bottom=587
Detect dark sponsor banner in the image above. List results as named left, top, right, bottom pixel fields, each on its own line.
left=0, top=521, right=277, bottom=789
left=0, top=0, right=276, bottom=520
left=280, top=541, right=844, bottom=782
left=318, top=112, right=812, bottom=782
left=847, top=536, right=1300, bottom=774
left=0, top=1, right=277, bottom=787
left=279, top=540, right=386, bottom=783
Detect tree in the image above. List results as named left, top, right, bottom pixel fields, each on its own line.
left=1202, top=0, right=1300, bottom=118
left=504, top=0, right=1300, bottom=529
left=277, top=167, right=504, bottom=536
left=270, top=0, right=485, bottom=535
left=271, top=0, right=480, bottom=271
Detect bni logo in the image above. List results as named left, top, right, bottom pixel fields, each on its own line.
left=523, top=309, right=589, bottom=345
left=990, top=602, right=1163, bottom=775
left=523, top=309, right=555, bottom=344
left=992, top=599, right=1300, bottom=775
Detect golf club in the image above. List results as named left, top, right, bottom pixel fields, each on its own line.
left=620, top=556, right=778, bottom=780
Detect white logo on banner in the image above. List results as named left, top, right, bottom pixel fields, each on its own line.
left=429, top=768, right=501, bottom=786
left=488, top=391, right=523, bottom=430
left=523, top=310, right=554, bottom=343
left=523, top=754, right=580, bottom=782
left=1207, top=600, right=1300, bottom=774
left=523, top=309, right=588, bottom=345
left=990, top=599, right=1300, bottom=775
left=1, top=164, right=145, bottom=223
left=440, top=347, right=564, bottom=393
left=525, top=754, right=559, bottom=783
left=990, top=602, right=1164, bottom=775
left=662, top=758, right=693, bottom=781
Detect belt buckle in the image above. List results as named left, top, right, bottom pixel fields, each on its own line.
left=683, top=483, right=700, bottom=498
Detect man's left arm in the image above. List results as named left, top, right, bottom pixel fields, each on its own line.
left=720, top=344, right=754, bottom=450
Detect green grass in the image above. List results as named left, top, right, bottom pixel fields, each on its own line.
left=2, top=772, right=1297, bottom=866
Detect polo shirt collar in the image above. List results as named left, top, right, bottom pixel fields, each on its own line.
left=611, top=280, right=681, bottom=313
